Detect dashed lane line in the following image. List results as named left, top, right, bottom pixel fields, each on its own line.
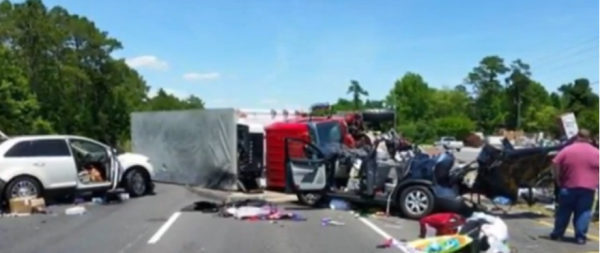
left=147, top=212, right=181, bottom=244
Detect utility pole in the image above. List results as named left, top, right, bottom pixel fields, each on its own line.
left=515, top=92, right=522, bottom=130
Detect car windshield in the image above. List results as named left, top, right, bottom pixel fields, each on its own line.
left=314, top=121, right=342, bottom=144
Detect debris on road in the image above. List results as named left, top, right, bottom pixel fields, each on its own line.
left=321, top=217, right=345, bottom=227
left=3, top=197, right=48, bottom=216
left=329, top=199, right=350, bottom=211
left=65, top=206, right=86, bottom=216
left=188, top=199, right=306, bottom=222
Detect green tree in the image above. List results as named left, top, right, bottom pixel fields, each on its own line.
left=504, top=59, right=532, bottom=129
left=558, top=78, right=599, bottom=133
left=388, top=72, right=433, bottom=123
left=347, top=80, right=369, bottom=110
left=0, top=44, right=51, bottom=135
left=465, top=56, right=510, bottom=133
left=0, top=0, right=205, bottom=146
left=432, top=116, right=476, bottom=140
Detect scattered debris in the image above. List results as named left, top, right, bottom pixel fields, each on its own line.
left=65, top=206, right=86, bottom=216
left=92, top=197, right=104, bottom=204
left=376, top=238, right=400, bottom=249
left=4, top=197, right=47, bottom=216
left=329, top=199, right=350, bottom=211
left=321, top=217, right=345, bottom=227
left=188, top=199, right=306, bottom=222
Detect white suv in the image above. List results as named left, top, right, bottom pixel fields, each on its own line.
left=0, top=135, right=154, bottom=201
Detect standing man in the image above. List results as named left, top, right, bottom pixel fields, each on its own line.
left=550, top=129, right=599, bottom=244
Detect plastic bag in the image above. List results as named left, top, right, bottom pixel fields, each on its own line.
left=329, top=199, right=350, bottom=211
left=485, top=238, right=511, bottom=253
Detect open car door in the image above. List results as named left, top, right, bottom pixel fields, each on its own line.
left=284, top=138, right=331, bottom=193
left=109, top=149, right=123, bottom=190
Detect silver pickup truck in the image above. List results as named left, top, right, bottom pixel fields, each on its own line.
left=434, top=136, right=464, bottom=151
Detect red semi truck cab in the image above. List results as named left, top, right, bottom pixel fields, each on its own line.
left=264, top=119, right=348, bottom=190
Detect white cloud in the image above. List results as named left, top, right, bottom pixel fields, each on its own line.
left=125, top=55, right=169, bottom=70
left=259, top=98, right=279, bottom=105
left=182, top=72, right=221, bottom=81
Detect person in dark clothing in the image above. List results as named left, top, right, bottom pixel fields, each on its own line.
left=550, top=129, right=599, bottom=244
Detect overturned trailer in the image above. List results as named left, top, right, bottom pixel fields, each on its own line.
left=130, top=109, right=239, bottom=190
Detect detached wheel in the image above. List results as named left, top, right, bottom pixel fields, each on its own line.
left=124, top=168, right=150, bottom=197
left=399, top=185, right=435, bottom=219
left=5, top=176, right=42, bottom=199
left=296, top=192, right=325, bottom=207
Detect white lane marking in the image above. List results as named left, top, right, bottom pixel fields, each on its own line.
left=357, top=217, right=402, bottom=251
left=147, top=212, right=181, bottom=244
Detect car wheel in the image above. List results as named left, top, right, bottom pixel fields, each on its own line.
left=296, top=192, right=325, bottom=207
left=124, top=168, right=149, bottom=197
left=5, top=176, right=43, bottom=200
left=399, top=185, right=435, bottom=219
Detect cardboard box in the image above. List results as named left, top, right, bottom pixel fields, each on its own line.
left=9, top=197, right=46, bottom=214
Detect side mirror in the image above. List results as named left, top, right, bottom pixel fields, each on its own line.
left=111, top=147, right=124, bottom=155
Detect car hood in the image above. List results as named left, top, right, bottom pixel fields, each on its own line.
left=117, top=152, right=149, bottom=163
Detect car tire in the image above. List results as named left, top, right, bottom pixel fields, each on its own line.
left=296, top=192, right=326, bottom=207
left=398, top=185, right=435, bottom=219
left=5, top=176, right=43, bottom=200
left=124, top=168, right=150, bottom=197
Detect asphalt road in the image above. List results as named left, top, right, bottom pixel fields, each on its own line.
left=0, top=184, right=597, bottom=253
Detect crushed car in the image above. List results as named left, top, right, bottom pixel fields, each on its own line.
left=284, top=123, right=566, bottom=219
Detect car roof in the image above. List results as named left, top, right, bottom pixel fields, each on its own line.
left=0, top=135, right=88, bottom=156
left=3, top=135, right=90, bottom=142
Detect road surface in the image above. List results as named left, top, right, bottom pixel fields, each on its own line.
left=0, top=184, right=597, bottom=253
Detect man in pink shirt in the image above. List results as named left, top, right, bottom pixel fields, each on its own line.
left=550, top=129, right=599, bottom=244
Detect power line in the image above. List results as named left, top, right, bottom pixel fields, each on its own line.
left=457, top=35, right=599, bottom=90
left=535, top=53, right=598, bottom=75
left=529, top=35, right=599, bottom=66
left=534, top=44, right=598, bottom=72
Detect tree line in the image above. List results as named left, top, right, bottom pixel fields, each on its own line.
left=1, top=0, right=597, bottom=147
left=334, top=56, right=598, bottom=142
left=0, top=0, right=203, bottom=147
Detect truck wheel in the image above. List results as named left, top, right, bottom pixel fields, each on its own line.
left=296, top=192, right=325, bottom=207
left=399, top=185, right=435, bottom=219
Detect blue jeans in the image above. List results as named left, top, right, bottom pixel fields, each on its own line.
left=551, top=187, right=595, bottom=240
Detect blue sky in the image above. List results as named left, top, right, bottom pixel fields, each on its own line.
left=43, top=0, right=599, bottom=109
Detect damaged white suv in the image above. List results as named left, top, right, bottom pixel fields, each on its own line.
left=0, top=134, right=154, bottom=201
